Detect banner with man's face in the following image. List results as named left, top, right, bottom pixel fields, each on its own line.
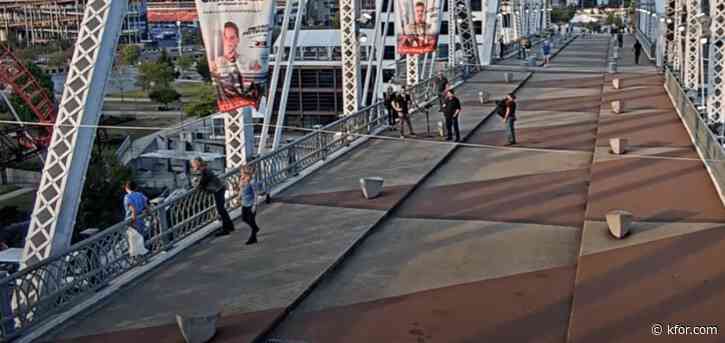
left=396, top=0, right=443, bottom=55
left=194, top=0, right=274, bottom=112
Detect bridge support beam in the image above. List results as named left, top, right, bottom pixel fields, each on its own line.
left=340, top=0, right=361, bottom=115
left=22, top=0, right=127, bottom=266
left=708, top=0, right=725, bottom=126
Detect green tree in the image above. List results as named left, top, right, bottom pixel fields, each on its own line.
left=551, top=6, right=576, bottom=23
left=176, top=55, right=194, bottom=74
left=137, top=62, right=175, bottom=92
left=196, top=57, right=211, bottom=81
left=149, top=87, right=181, bottom=107
left=8, top=62, right=54, bottom=122
left=118, top=44, right=141, bottom=66
left=112, top=45, right=141, bottom=101
left=75, top=148, right=134, bottom=232
left=183, top=83, right=216, bottom=117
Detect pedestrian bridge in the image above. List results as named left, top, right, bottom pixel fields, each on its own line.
left=8, top=34, right=725, bottom=343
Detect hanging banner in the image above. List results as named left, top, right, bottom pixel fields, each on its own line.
left=396, top=0, right=443, bottom=55
left=195, top=0, right=275, bottom=112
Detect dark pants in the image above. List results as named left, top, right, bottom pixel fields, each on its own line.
left=505, top=117, right=516, bottom=144
left=445, top=115, right=460, bottom=141
left=386, top=105, right=396, bottom=126
left=635, top=52, right=641, bottom=64
left=399, top=112, right=415, bottom=136
left=242, top=206, right=260, bottom=236
left=213, top=190, right=234, bottom=232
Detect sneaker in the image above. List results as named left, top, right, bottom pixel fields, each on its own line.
left=245, top=236, right=258, bottom=245
left=400, top=135, right=405, bottom=139
left=410, top=133, right=417, bottom=137
left=215, top=230, right=230, bottom=237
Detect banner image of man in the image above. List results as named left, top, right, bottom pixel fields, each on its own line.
left=195, top=0, right=274, bottom=113
left=210, top=22, right=264, bottom=111
left=397, top=0, right=442, bottom=55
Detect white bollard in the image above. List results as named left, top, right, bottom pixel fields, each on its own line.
left=606, top=210, right=633, bottom=239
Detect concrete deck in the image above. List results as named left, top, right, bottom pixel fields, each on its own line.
left=50, top=35, right=725, bottom=343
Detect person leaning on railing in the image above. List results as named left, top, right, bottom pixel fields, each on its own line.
left=191, top=157, right=235, bottom=237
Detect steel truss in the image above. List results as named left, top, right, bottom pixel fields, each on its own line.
left=22, top=0, right=127, bottom=266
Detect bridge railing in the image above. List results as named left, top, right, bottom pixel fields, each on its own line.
left=664, top=67, right=725, bottom=207
left=0, top=65, right=467, bottom=340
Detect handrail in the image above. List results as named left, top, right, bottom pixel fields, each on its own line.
left=0, top=65, right=467, bottom=340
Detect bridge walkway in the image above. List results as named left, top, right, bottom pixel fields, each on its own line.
left=53, top=34, right=725, bottom=343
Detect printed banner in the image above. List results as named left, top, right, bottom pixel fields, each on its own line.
left=396, top=0, right=443, bottom=55
left=195, top=0, right=275, bottom=112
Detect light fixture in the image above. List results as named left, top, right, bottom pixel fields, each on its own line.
left=667, top=18, right=673, bottom=24
left=701, top=37, right=708, bottom=44
left=678, top=24, right=686, bottom=32
left=651, top=13, right=657, bottom=17
left=359, top=33, right=368, bottom=43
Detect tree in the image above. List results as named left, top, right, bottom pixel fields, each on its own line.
left=112, top=45, right=141, bottom=101
left=149, top=87, right=181, bottom=108
left=196, top=57, right=211, bottom=81
left=137, top=62, right=175, bottom=92
left=8, top=62, right=54, bottom=122
left=118, top=45, right=141, bottom=66
left=75, top=148, right=134, bottom=233
left=183, top=83, right=216, bottom=117
left=551, top=6, right=576, bottom=24
left=176, top=55, right=194, bottom=74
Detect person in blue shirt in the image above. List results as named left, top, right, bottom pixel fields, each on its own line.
left=542, top=40, right=551, bottom=66
left=123, top=180, right=149, bottom=239
left=239, top=167, right=261, bottom=245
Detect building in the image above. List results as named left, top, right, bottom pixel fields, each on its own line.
left=0, top=0, right=148, bottom=45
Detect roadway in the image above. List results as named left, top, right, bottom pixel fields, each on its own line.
left=52, top=35, right=725, bottom=343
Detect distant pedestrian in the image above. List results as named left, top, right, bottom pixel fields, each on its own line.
left=123, top=180, right=149, bottom=239
left=239, top=167, right=260, bottom=245
left=617, top=32, right=623, bottom=48
left=441, top=89, right=461, bottom=142
left=191, top=157, right=235, bottom=237
left=503, top=93, right=517, bottom=145
left=434, top=71, right=449, bottom=110
left=392, top=89, right=416, bottom=138
left=542, top=40, right=552, bottom=66
left=634, top=40, right=642, bottom=64
left=384, top=86, right=397, bottom=129
left=499, top=38, right=505, bottom=59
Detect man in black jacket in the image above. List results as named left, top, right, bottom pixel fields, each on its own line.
left=191, top=157, right=235, bottom=236
left=441, top=89, right=462, bottom=142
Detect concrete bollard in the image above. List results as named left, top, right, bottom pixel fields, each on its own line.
left=608, top=62, right=617, bottom=74
left=360, top=177, right=384, bottom=199
left=504, top=72, right=513, bottom=83
left=611, top=100, right=623, bottom=114
left=612, top=78, right=622, bottom=89
left=176, top=311, right=220, bottom=343
left=606, top=210, right=633, bottom=239
left=609, top=138, right=627, bottom=154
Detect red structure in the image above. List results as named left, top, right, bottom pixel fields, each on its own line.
left=0, top=42, right=57, bottom=151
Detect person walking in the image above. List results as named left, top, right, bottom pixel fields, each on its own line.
left=239, top=167, right=261, bottom=245
left=617, top=31, right=623, bottom=48
left=123, top=180, right=149, bottom=240
left=434, top=71, right=449, bottom=110
left=498, top=38, right=505, bottom=59
left=441, top=89, right=462, bottom=142
left=191, top=157, right=235, bottom=237
left=542, top=39, right=552, bottom=66
left=384, top=86, right=397, bottom=129
left=392, top=89, right=416, bottom=139
left=633, top=40, right=642, bottom=65
left=503, top=94, right=517, bottom=145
